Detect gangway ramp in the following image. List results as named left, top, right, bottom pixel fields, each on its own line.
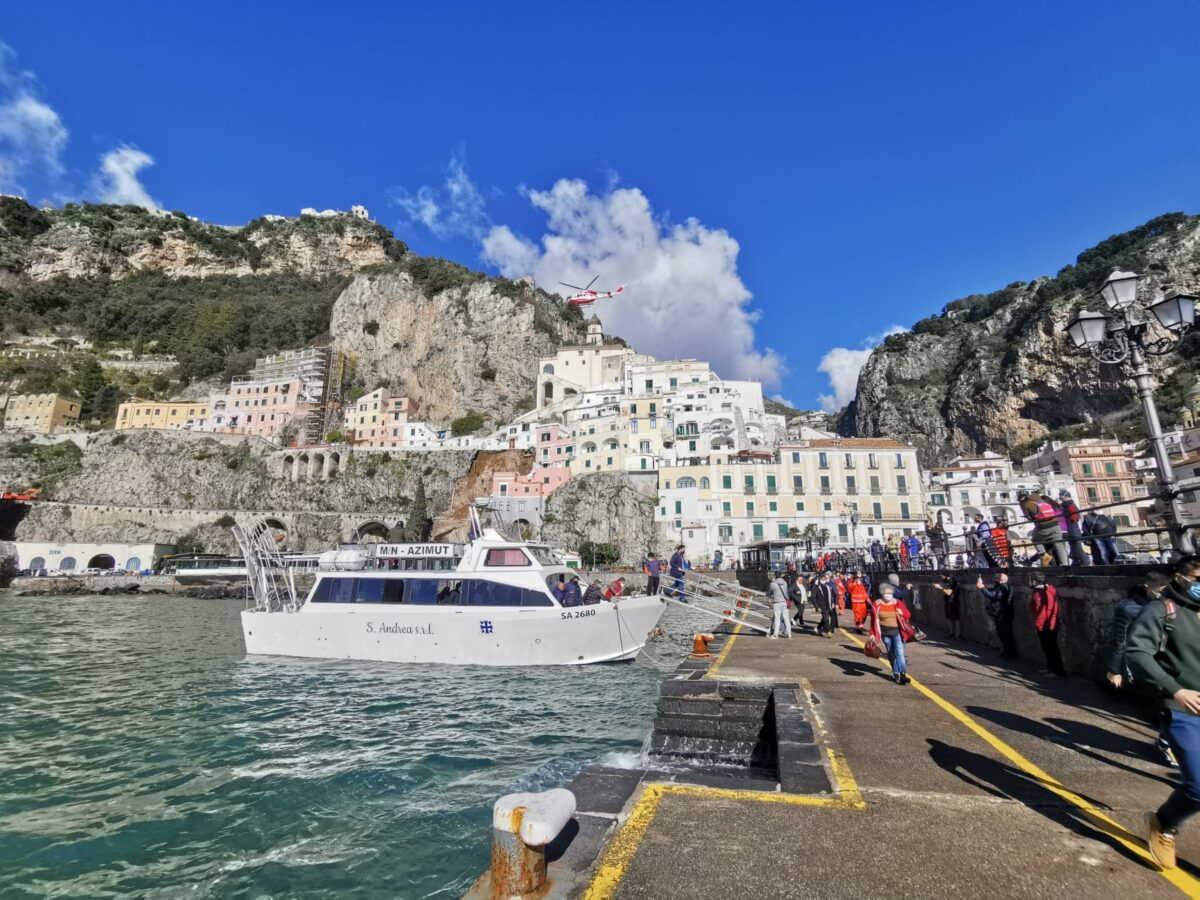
left=659, top=570, right=773, bottom=634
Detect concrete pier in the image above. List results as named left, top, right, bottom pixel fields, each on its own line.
left=485, top=615, right=1200, bottom=899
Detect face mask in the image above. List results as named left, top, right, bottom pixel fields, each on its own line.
left=1188, top=583, right=1200, bottom=601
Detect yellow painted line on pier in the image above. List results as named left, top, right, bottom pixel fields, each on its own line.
left=583, top=778, right=865, bottom=900
left=583, top=677, right=865, bottom=899
left=582, top=783, right=665, bottom=900
left=704, top=587, right=755, bottom=679
left=703, top=619, right=742, bottom=679
left=838, top=628, right=1200, bottom=897
left=800, top=676, right=865, bottom=809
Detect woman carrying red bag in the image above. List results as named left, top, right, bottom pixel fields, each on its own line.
left=868, top=582, right=914, bottom=685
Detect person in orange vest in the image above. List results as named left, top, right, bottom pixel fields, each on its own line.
left=834, top=575, right=848, bottom=615
left=992, top=518, right=1012, bottom=566
left=849, top=575, right=871, bottom=634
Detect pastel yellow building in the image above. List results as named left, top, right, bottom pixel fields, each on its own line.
left=656, top=438, right=926, bottom=561
left=2, top=393, right=81, bottom=434
left=115, top=399, right=210, bottom=431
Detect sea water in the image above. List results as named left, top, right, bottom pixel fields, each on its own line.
left=0, top=594, right=696, bottom=898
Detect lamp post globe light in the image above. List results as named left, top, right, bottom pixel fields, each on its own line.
left=1065, top=269, right=1198, bottom=555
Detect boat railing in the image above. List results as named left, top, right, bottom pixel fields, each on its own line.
left=232, top=519, right=301, bottom=612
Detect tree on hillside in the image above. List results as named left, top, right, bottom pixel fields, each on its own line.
left=578, top=540, right=619, bottom=569
left=404, top=481, right=430, bottom=542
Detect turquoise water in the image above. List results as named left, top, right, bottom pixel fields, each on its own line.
left=0, top=594, right=682, bottom=898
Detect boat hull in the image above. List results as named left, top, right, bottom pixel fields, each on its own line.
left=240, top=594, right=667, bottom=666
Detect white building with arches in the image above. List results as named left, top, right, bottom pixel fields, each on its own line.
left=14, top=541, right=174, bottom=574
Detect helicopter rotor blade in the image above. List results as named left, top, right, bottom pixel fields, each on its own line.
left=585, top=275, right=599, bottom=290
left=558, top=282, right=586, bottom=291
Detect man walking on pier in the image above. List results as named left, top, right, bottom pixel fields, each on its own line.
left=669, top=546, right=687, bottom=602
left=767, top=571, right=791, bottom=639
left=1127, top=556, right=1200, bottom=870
left=812, top=574, right=835, bottom=637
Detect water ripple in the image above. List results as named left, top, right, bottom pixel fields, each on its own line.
left=0, top=595, right=699, bottom=897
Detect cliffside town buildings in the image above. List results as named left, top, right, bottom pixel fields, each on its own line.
left=3, top=310, right=1192, bottom=559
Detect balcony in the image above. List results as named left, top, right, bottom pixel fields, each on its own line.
left=743, top=486, right=756, bottom=495
left=766, top=487, right=779, bottom=495
left=820, top=488, right=832, bottom=496
left=846, top=487, right=858, bottom=495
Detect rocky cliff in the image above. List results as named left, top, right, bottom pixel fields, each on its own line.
left=330, top=267, right=586, bottom=426
left=0, top=199, right=405, bottom=280
left=0, top=199, right=588, bottom=425
left=540, top=473, right=667, bottom=564
left=842, top=213, right=1200, bottom=464
left=0, top=430, right=478, bottom=551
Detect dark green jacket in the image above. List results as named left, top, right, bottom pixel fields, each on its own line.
left=1126, top=585, right=1200, bottom=711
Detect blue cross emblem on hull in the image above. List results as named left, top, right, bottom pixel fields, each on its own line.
left=480, top=620, right=494, bottom=634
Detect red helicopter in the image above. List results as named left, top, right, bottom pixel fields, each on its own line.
left=558, top=276, right=625, bottom=307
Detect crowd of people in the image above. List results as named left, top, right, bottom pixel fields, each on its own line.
left=751, top=551, right=1200, bottom=873
left=777, top=490, right=1136, bottom=576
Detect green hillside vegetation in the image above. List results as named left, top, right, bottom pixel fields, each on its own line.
left=0, top=198, right=409, bottom=270
left=855, top=212, right=1200, bottom=454
left=0, top=271, right=352, bottom=382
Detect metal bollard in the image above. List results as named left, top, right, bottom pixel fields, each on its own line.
left=490, top=788, right=576, bottom=897
left=690, top=633, right=715, bottom=658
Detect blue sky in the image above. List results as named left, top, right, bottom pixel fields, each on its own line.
left=3, top=1, right=1199, bottom=410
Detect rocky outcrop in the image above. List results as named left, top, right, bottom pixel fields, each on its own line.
left=330, top=269, right=585, bottom=426
left=0, top=540, right=16, bottom=587
left=843, top=213, right=1200, bottom=464
left=1, top=200, right=404, bottom=282
left=432, top=449, right=535, bottom=541
left=540, top=472, right=668, bottom=564
left=1, top=430, right=478, bottom=551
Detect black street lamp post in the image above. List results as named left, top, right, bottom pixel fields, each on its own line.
left=1065, top=269, right=1197, bottom=555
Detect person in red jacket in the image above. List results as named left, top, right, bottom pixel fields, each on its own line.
left=1030, top=576, right=1065, bottom=676
left=870, top=582, right=914, bottom=685
left=850, top=576, right=871, bottom=634
left=604, top=577, right=626, bottom=599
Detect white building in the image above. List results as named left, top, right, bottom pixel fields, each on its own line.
left=924, top=452, right=1080, bottom=550
left=15, top=541, right=174, bottom=574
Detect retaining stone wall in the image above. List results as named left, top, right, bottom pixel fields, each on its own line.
left=900, top=566, right=1162, bottom=679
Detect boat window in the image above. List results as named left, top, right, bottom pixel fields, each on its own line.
left=485, top=548, right=531, bottom=567
left=311, top=578, right=357, bottom=603
left=526, top=546, right=559, bottom=566
left=354, top=578, right=405, bottom=603
left=405, top=579, right=462, bottom=605
left=462, top=580, right=554, bottom=607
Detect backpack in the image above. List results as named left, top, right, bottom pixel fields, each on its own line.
left=1159, top=599, right=1178, bottom=654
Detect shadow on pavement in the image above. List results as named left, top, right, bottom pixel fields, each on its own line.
left=964, top=706, right=1175, bottom=787
left=927, top=738, right=1198, bottom=876
left=828, top=656, right=893, bottom=681
left=924, top=631, right=1159, bottom=730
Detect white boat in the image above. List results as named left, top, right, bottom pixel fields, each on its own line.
left=167, top=551, right=324, bottom=584
left=234, top=523, right=667, bottom=666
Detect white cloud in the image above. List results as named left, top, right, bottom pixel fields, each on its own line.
left=94, top=146, right=159, bottom=209
left=393, top=148, right=487, bottom=239
left=815, top=324, right=908, bottom=412
left=769, top=393, right=797, bottom=409
left=0, top=42, right=68, bottom=193
left=482, top=178, right=785, bottom=389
